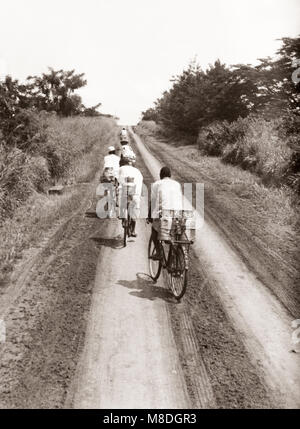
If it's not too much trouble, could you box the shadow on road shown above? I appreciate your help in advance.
[85,211,98,218]
[118,273,175,303]
[90,236,123,249]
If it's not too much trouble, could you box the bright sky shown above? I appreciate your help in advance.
[0,0,299,124]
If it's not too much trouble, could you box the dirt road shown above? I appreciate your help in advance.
[67,219,191,409]
[0,127,299,408]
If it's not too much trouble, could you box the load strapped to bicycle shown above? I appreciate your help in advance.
[148,208,196,300]
[158,208,195,243]
[97,167,119,219]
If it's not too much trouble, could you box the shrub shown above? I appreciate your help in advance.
[0,115,118,222]
[3,108,48,152]
[0,146,50,220]
[197,115,300,192]
[278,115,300,193]
[198,121,230,156]
[197,116,252,157]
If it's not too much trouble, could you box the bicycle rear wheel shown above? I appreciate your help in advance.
[169,245,187,300]
[148,236,162,282]
[123,219,128,247]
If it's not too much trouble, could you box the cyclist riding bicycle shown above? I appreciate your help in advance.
[118,156,143,237]
[120,127,128,142]
[119,140,136,166]
[148,166,183,259]
[147,167,194,300]
[102,146,120,181]
[98,146,120,218]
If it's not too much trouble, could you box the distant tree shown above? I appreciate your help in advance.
[27,68,87,116]
[255,36,300,115]
[82,102,102,117]
[0,76,33,140]
[154,60,255,135]
[144,35,300,136]
[142,107,158,121]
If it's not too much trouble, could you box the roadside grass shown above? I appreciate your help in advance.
[0,116,118,284]
[166,144,296,226]
[137,117,300,195]
[0,116,119,221]
[197,116,300,193]
[45,115,119,184]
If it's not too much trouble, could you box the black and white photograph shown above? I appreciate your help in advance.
[0,0,299,415]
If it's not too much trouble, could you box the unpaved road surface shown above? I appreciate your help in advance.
[67,219,191,409]
[0,128,299,408]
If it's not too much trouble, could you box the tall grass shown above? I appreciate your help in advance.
[45,116,119,182]
[0,115,118,223]
[197,115,300,193]
[135,120,162,137]
[0,115,118,280]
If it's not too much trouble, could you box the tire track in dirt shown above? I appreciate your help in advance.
[0,185,93,321]
[177,309,216,408]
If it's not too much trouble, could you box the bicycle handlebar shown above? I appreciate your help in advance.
[161,239,193,245]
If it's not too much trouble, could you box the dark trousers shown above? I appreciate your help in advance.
[151,226,160,254]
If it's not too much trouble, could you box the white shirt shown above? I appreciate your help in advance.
[103,154,120,178]
[121,144,136,160]
[118,165,143,198]
[151,177,183,219]
[120,129,128,139]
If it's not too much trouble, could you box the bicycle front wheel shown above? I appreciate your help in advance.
[169,245,188,300]
[148,236,162,282]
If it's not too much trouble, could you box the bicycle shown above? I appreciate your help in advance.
[100,168,118,219]
[148,211,194,300]
[120,177,136,247]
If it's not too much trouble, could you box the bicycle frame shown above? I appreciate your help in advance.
[157,238,191,272]
[120,181,135,246]
[103,179,118,218]
[121,201,132,228]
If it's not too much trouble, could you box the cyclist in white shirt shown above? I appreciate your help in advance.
[118,157,143,237]
[120,127,128,141]
[120,141,136,166]
[102,146,120,181]
[148,166,183,258]
[150,167,182,219]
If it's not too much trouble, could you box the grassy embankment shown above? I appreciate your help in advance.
[0,116,118,284]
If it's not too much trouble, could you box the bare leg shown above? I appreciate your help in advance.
[151,227,161,258]
[131,220,137,237]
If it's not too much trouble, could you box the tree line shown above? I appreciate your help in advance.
[142,36,300,136]
[0,67,101,116]
[0,67,115,223]
[0,68,105,151]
